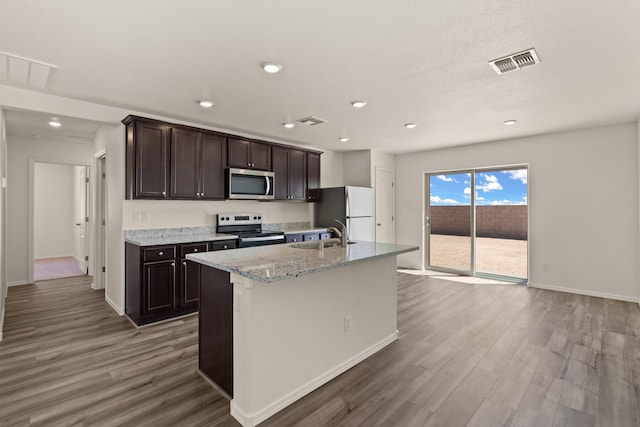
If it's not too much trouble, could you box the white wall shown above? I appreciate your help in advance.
[343,151,372,187]
[6,136,95,285]
[0,108,6,340]
[396,122,640,302]
[320,150,344,188]
[370,150,395,185]
[34,163,76,259]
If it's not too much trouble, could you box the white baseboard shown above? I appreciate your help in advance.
[105,293,124,316]
[529,282,639,304]
[8,280,30,287]
[230,331,399,427]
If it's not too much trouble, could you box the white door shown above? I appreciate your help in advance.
[375,168,395,243]
[74,166,89,274]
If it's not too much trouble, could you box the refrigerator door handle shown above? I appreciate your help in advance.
[345,188,350,218]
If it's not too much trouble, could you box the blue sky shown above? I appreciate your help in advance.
[429,169,528,206]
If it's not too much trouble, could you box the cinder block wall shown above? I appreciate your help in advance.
[430,205,527,240]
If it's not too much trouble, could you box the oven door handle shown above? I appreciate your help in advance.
[242,235,284,243]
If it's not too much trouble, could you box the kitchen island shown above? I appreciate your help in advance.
[187,240,418,427]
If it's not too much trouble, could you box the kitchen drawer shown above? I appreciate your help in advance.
[285,234,303,243]
[303,233,320,241]
[320,232,332,240]
[210,240,238,251]
[180,243,209,258]
[143,246,176,262]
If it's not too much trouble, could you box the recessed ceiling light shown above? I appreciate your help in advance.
[282,122,295,129]
[48,120,61,128]
[351,100,367,108]
[261,62,282,74]
[404,122,417,129]
[504,119,517,125]
[338,137,349,143]
[198,100,215,108]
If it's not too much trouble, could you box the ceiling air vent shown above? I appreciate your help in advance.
[0,50,57,88]
[296,116,327,126]
[489,48,540,75]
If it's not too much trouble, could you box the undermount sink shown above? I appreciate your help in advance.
[291,239,357,249]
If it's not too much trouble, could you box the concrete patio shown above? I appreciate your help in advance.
[429,234,528,279]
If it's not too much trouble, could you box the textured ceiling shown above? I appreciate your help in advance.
[1,0,639,153]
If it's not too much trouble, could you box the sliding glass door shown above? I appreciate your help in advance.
[425,172,473,274]
[425,166,528,282]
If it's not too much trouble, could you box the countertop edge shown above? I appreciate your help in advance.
[188,245,418,283]
[125,234,239,246]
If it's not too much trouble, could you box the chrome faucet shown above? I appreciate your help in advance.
[334,219,348,247]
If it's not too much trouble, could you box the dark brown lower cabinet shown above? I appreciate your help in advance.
[126,239,237,326]
[198,265,234,397]
[180,259,201,310]
[143,260,177,316]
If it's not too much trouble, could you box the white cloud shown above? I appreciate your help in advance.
[430,195,460,205]
[489,199,527,206]
[463,187,471,194]
[504,169,528,184]
[436,175,453,182]
[476,174,503,192]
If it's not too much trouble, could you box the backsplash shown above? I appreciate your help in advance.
[122,199,313,230]
[124,226,216,241]
[262,222,311,232]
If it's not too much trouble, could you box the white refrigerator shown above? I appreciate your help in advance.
[314,186,375,241]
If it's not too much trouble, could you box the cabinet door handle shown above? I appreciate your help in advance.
[223,245,228,249]
[162,191,166,196]
[159,251,164,256]
[183,261,187,267]
[171,262,175,267]
[194,248,198,252]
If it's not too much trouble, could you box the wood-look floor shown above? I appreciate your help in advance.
[2,274,639,426]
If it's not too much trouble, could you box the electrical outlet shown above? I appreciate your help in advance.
[344,315,352,333]
[543,264,550,272]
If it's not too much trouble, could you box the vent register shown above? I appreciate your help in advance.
[0,51,57,89]
[489,48,540,75]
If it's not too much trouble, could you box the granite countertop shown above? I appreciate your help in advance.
[187,241,418,283]
[124,227,238,246]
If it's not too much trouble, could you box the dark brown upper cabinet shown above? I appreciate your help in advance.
[307,152,321,202]
[170,127,201,199]
[124,115,320,202]
[200,132,227,200]
[124,116,170,199]
[170,127,226,200]
[228,138,271,171]
[272,146,307,201]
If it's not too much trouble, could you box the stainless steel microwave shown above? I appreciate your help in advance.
[227,168,275,200]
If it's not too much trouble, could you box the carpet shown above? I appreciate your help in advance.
[34,256,86,282]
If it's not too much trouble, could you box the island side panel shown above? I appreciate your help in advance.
[230,255,398,426]
[199,265,234,397]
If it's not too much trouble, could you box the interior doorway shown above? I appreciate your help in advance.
[32,161,90,282]
[424,166,528,283]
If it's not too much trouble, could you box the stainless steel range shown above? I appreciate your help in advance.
[217,213,285,247]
